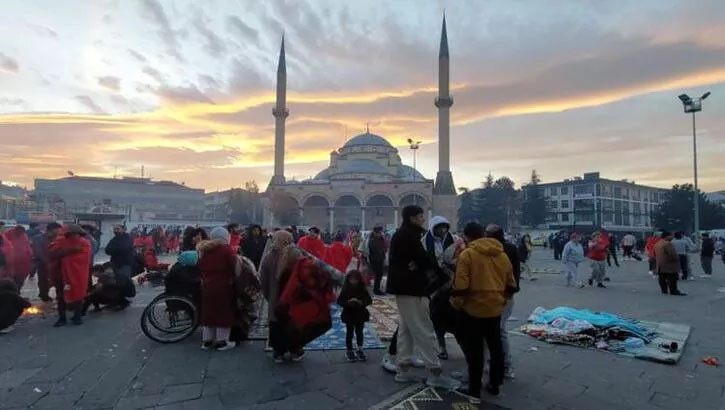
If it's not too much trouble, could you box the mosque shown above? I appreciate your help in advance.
[263,17,458,232]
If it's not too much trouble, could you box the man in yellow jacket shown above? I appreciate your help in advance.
[451,222,516,402]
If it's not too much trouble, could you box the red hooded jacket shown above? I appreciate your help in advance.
[6,228,33,282]
[50,235,91,303]
[0,233,16,280]
[298,235,327,260]
[324,241,353,274]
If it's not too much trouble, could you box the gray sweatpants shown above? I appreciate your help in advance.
[590,260,606,284]
[565,262,580,286]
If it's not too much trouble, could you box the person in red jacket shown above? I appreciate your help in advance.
[645,232,662,276]
[587,231,609,288]
[49,224,91,326]
[227,223,242,255]
[324,232,352,273]
[5,226,33,291]
[298,227,327,259]
[0,232,15,286]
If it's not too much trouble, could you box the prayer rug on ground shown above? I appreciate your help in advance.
[369,296,399,341]
[247,299,269,340]
[368,383,510,410]
[264,304,385,351]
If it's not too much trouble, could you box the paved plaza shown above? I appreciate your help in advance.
[1,249,725,410]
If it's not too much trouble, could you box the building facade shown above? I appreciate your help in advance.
[532,172,667,233]
[263,17,459,231]
[34,176,205,222]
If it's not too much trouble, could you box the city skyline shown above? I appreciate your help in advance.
[1,0,725,192]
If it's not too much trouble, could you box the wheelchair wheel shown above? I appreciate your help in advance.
[140,293,199,343]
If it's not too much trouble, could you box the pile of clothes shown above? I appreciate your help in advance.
[521,306,654,352]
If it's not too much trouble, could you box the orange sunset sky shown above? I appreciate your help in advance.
[1,0,724,192]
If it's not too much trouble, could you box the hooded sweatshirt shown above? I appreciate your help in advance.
[421,216,455,269]
[451,237,515,318]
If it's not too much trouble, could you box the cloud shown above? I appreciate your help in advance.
[25,23,58,38]
[0,52,19,73]
[142,66,164,83]
[226,16,259,42]
[193,14,227,58]
[137,0,183,61]
[73,95,105,114]
[154,85,213,105]
[127,49,147,63]
[98,76,121,92]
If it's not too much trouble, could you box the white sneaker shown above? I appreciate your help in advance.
[450,370,470,383]
[504,367,516,379]
[215,341,237,351]
[426,374,461,390]
[395,370,421,383]
[411,356,426,368]
[382,353,397,373]
[0,326,14,334]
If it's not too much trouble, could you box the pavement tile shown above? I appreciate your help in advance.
[0,367,42,389]
[158,383,203,405]
[114,394,162,410]
[0,382,51,408]
[31,392,84,410]
[249,390,342,410]
[154,396,225,410]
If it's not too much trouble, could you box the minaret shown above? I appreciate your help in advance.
[270,36,288,186]
[433,15,456,195]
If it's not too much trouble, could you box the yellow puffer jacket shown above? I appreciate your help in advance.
[451,238,515,318]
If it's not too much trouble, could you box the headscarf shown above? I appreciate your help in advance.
[262,230,293,260]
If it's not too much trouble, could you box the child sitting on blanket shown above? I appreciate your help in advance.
[337,270,372,362]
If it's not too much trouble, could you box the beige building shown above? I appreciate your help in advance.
[263,17,458,231]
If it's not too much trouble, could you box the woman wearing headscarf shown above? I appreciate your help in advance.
[259,230,298,362]
[197,227,239,351]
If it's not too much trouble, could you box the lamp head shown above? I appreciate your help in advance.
[701,91,711,100]
[407,138,413,144]
[678,94,690,103]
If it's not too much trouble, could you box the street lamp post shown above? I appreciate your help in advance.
[407,138,422,205]
[677,91,711,239]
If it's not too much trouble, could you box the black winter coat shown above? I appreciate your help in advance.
[105,233,134,268]
[337,285,371,324]
[386,223,436,296]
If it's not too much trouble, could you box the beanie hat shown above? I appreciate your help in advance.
[210,226,231,244]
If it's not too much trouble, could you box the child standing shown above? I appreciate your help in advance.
[337,270,372,362]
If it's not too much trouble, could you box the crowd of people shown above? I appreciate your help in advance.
[2,214,725,404]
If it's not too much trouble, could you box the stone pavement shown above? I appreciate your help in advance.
[1,249,724,409]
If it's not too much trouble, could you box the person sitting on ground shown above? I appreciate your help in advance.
[297,227,327,259]
[83,262,128,313]
[0,278,31,333]
[337,270,372,362]
[655,231,686,296]
[451,222,516,402]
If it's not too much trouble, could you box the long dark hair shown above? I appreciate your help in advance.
[341,270,366,294]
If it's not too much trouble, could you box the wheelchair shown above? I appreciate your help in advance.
[140,264,201,344]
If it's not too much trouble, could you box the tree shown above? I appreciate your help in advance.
[269,191,300,226]
[521,169,547,228]
[653,184,725,233]
[228,181,263,224]
[458,174,520,231]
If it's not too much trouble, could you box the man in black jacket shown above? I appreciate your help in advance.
[701,233,715,276]
[386,205,460,390]
[367,226,387,295]
[105,225,135,306]
[485,224,520,379]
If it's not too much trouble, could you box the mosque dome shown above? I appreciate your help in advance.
[312,132,426,183]
[342,132,394,149]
